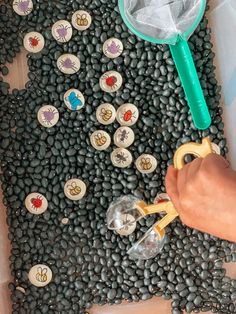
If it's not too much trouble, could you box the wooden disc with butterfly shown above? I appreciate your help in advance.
[64,88,85,110]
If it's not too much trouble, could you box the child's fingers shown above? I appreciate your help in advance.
[165,166,181,212]
[177,157,203,195]
[202,153,230,171]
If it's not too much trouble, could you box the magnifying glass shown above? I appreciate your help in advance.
[107,138,214,259]
[118,0,211,130]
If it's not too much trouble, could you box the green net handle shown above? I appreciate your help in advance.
[169,39,211,130]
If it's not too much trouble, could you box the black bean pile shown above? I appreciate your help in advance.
[0,0,234,313]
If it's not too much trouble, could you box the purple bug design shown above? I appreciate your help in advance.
[59,57,78,73]
[14,0,32,15]
[55,24,72,42]
[42,108,58,126]
[106,40,122,56]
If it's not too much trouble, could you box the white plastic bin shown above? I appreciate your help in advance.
[0,1,235,314]
[209,0,236,169]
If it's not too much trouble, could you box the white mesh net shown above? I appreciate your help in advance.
[124,0,202,43]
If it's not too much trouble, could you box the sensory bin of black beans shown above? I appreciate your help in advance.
[1,0,235,313]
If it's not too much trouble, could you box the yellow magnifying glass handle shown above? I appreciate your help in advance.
[140,138,213,229]
[174,137,213,170]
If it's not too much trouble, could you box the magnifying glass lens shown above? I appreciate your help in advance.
[127,226,166,260]
[106,195,142,230]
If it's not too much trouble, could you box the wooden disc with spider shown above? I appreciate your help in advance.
[57,54,81,74]
[51,20,73,43]
[13,0,33,16]
[37,105,59,128]
[103,38,123,59]
[23,32,45,53]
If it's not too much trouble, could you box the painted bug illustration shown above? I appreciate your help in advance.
[14,0,32,15]
[122,109,136,123]
[36,267,48,282]
[29,35,40,48]
[115,151,128,164]
[99,108,112,122]
[67,181,81,196]
[42,107,58,125]
[66,91,83,110]
[94,133,107,146]
[105,75,117,89]
[76,14,89,27]
[105,40,122,56]
[30,195,43,211]
[55,24,71,42]
[59,58,78,73]
[140,157,152,171]
[118,129,129,143]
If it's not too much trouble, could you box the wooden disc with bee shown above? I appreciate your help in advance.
[96,103,116,125]
[90,130,111,151]
[135,154,158,174]
[64,178,86,201]
[28,264,52,287]
[71,10,92,31]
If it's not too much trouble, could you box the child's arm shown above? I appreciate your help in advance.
[165,154,236,242]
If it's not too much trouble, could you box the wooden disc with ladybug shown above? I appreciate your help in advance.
[25,193,48,214]
[99,71,122,93]
[116,103,139,126]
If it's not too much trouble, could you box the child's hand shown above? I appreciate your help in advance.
[165,154,236,242]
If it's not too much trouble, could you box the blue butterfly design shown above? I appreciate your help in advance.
[67,91,83,110]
